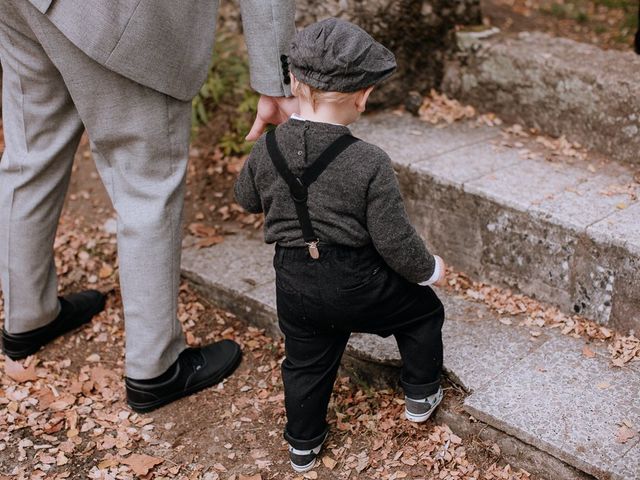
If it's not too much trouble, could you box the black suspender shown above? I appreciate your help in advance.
[265,129,359,259]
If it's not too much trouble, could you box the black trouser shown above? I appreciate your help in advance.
[274,244,445,450]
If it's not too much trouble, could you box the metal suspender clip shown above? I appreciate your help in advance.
[306,240,320,259]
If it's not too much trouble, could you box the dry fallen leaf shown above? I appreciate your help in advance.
[616,425,636,444]
[188,222,218,238]
[98,458,119,469]
[250,449,268,459]
[196,235,225,249]
[401,456,417,466]
[322,456,337,470]
[418,90,476,125]
[120,453,163,476]
[226,156,247,174]
[99,263,114,279]
[5,357,39,383]
[238,475,262,480]
[582,345,596,358]
[86,353,101,363]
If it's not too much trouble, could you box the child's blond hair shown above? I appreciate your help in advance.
[292,80,361,111]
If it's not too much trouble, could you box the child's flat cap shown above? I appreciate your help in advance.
[288,17,397,93]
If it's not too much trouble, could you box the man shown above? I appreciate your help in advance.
[0,0,297,413]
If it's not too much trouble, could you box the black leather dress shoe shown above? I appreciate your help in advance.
[125,339,242,413]
[2,290,106,360]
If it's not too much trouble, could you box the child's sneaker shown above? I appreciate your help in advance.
[288,436,326,473]
[404,387,443,423]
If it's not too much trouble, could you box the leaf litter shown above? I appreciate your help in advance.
[413,90,640,201]
[0,137,536,479]
[444,269,640,367]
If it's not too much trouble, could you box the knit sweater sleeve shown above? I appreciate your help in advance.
[234,149,263,214]
[366,153,436,283]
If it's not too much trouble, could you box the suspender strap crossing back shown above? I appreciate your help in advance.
[265,129,359,259]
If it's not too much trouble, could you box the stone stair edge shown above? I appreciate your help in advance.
[350,112,640,331]
[436,407,593,480]
[442,29,640,167]
[353,111,639,240]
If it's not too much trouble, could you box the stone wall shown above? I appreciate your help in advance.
[221,0,482,108]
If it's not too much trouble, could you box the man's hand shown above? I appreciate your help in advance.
[246,95,299,141]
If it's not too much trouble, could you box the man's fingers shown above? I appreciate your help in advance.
[274,96,300,120]
[246,96,298,141]
[246,115,268,141]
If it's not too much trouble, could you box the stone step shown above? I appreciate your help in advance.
[464,335,640,480]
[181,234,640,480]
[442,30,640,167]
[349,112,639,333]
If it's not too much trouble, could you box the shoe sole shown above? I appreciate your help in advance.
[405,392,443,423]
[3,342,44,361]
[127,345,243,414]
[2,296,106,360]
[290,458,316,473]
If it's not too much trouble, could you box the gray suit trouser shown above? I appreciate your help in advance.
[0,0,189,378]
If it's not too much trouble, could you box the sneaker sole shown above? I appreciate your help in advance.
[127,345,243,414]
[2,295,106,360]
[290,458,317,473]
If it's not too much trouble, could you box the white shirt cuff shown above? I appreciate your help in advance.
[419,255,444,286]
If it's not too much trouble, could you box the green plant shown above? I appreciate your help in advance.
[593,0,636,9]
[546,3,569,19]
[191,33,259,154]
[219,87,260,156]
[576,10,589,23]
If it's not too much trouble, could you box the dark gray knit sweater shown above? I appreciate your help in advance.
[234,118,435,283]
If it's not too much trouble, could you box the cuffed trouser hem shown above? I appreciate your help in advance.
[284,425,328,451]
[402,375,441,399]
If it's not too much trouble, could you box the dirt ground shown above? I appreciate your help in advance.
[482,0,638,51]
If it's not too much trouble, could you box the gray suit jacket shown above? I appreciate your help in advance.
[29,0,295,100]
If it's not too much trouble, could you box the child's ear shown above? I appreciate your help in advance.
[290,73,299,96]
[355,86,375,112]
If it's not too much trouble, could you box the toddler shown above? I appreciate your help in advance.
[235,18,446,473]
